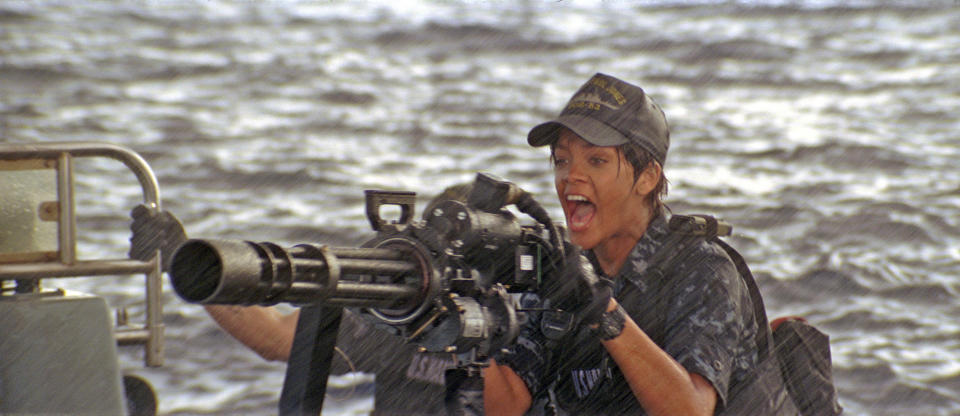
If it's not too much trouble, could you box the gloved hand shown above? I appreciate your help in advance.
[128,203,187,272]
[540,243,613,328]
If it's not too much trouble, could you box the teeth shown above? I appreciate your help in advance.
[566,195,589,202]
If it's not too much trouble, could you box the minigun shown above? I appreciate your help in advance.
[168,172,564,415]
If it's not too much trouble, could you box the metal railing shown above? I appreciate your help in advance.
[0,142,165,367]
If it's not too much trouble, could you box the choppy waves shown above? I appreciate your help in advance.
[2,1,959,414]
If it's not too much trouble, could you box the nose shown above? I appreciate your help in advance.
[561,157,588,184]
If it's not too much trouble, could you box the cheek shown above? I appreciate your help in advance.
[598,183,635,215]
[554,171,567,193]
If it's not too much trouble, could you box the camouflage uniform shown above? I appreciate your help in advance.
[497,212,773,415]
[332,310,454,416]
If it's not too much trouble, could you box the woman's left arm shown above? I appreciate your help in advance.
[600,298,718,416]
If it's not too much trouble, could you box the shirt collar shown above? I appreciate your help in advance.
[583,209,671,293]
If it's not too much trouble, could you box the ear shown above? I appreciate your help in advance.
[633,161,661,197]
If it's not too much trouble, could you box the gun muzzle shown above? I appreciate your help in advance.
[169,239,426,308]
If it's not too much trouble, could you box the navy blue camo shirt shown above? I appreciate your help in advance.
[496,213,762,415]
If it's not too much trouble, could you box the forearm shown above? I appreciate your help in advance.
[483,360,532,416]
[601,299,717,416]
[204,305,298,362]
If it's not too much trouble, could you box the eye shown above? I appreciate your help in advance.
[589,156,607,166]
[553,157,569,168]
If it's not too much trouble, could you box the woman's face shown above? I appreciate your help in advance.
[553,129,647,250]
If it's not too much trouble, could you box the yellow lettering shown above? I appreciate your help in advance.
[567,101,603,111]
[607,86,626,105]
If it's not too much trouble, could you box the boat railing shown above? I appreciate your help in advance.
[0,141,164,367]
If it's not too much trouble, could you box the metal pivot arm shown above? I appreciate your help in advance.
[279,305,344,416]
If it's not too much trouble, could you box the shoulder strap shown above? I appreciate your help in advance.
[710,238,771,359]
[646,215,771,359]
[641,215,725,283]
[634,215,718,346]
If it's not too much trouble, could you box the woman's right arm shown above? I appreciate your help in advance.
[483,359,532,416]
[203,305,298,362]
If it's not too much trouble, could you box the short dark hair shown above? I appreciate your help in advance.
[617,142,668,215]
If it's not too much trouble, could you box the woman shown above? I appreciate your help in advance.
[484,73,782,415]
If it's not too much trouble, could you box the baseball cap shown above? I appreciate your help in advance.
[527,73,670,166]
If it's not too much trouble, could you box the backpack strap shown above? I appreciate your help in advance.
[654,215,840,415]
[638,215,726,291]
[644,215,772,359]
[710,238,771,359]
[628,216,715,344]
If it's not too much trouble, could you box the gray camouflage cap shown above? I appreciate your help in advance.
[527,73,670,166]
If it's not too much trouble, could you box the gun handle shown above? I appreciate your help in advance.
[279,305,344,416]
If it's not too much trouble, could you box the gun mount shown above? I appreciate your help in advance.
[169,172,564,414]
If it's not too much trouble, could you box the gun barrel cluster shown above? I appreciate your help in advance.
[169,239,425,308]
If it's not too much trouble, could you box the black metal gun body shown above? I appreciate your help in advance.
[170,174,558,357]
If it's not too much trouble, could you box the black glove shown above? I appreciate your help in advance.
[128,204,187,272]
[540,244,613,328]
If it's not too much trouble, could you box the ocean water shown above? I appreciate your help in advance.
[1,0,959,414]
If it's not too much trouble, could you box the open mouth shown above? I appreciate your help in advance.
[565,194,596,231]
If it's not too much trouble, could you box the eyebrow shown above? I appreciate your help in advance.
[553,137,601,153]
